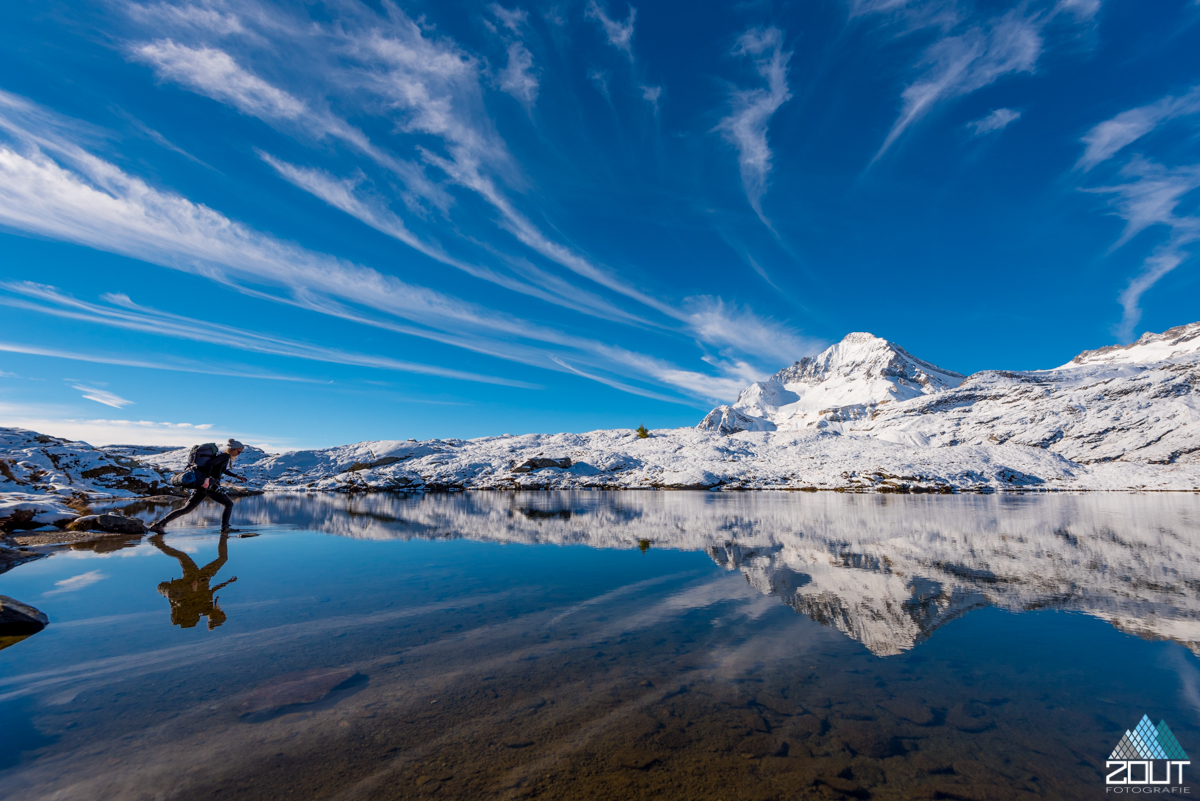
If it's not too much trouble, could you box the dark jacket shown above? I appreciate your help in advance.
[201,453,243,485]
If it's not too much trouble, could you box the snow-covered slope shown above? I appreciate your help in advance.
[1063,320,1200,368]
[861,328,1200,466]
[698,333,963,435]
[0,428,172,499]
[3,322,1199,496]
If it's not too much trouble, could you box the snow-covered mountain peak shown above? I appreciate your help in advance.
[776,332,963,388]
[700,332,963,435]
[1063,321,1200,368]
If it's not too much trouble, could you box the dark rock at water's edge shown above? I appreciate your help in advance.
[512,457,573,473]
[0,595,49,637]
[66,514,147,535]
[0,546,46,576]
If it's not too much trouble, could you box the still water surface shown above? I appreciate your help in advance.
[1,491,1199,800]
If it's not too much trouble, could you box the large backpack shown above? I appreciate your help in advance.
[170,443,220,489]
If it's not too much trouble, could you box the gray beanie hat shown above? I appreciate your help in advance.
[224,438,246,452]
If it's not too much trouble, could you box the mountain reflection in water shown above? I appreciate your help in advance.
[113,491,1200,656]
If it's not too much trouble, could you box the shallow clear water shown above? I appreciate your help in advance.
[2,491,1199,800]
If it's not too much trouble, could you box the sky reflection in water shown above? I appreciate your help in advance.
[1,491,1198,800]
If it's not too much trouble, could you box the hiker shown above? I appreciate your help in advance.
[149,439,248,534]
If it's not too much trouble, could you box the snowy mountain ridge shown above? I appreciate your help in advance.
[698,332,963,436]
[1,321,1198,500]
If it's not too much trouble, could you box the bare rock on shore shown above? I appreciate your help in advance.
[0,595,49,635]
[0,546,46,576]
[66,514,146,535]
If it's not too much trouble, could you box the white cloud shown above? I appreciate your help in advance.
[0,405,252,448]
[71,384,135,409]
[132,40,308,122]
[1085,158,1200,340]
[1,283,538,389]
[641,84,661,114]
[1,19,820,406]
[684,296,824,370]
[498,41,539,107]
[1055,0,1101,19]
[1077,85,1200,171]
[128,39,450,215]
[872,8,1042,162]
[488,3,528,34]
[0,340,308,382]
[589,68,612,102]
[44,570,108,596]
[125,2,245,36]
[585,1,636,59]
[716,27,792,222]
[968,107,1020,136]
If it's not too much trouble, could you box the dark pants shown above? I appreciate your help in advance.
[157,488,234,529]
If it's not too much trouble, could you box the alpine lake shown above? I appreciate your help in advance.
[2,490,1199,800]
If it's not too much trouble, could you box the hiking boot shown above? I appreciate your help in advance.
[148,522,166,534]
[220,527,242,534]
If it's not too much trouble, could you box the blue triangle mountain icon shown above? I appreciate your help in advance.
[1110,716,1189,761]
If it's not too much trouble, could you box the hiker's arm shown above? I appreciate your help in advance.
[225,470,247,483]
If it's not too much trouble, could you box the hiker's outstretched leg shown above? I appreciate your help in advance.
[211,490,234,530]
[151,490,207,532]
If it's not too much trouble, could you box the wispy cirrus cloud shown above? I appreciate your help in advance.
[44,570,108,596]
[118,2,811,368]
[641,84,661,114]
[0,1,823,406]
[129,38,450,214]
[862,1,1098,164]
[585,1,636,59]
[871,8,1041,162]
[0,282,539,389]
[70,384,134,408]
[488,3,528,34]
[487,5,539,108]
[1084,158,1200,340]
[0,97,812,403]
[716,27,792,224]
[968,107,1020,136]
[0,341,310,382]
[1077,85,1200,171]
[132,39,307,121]
[497,41,539,107]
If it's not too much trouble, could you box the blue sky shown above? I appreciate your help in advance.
[0,0,1197,450]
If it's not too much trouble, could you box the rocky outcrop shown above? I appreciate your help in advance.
[512,457,572,473]
[0,595,48,636]
[0,495,79,531]
[0,429,171,498]
[66,514,147,535]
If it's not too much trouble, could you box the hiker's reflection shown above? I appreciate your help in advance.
[149,534,238,630]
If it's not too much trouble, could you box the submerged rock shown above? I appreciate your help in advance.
[235,668,359,717]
